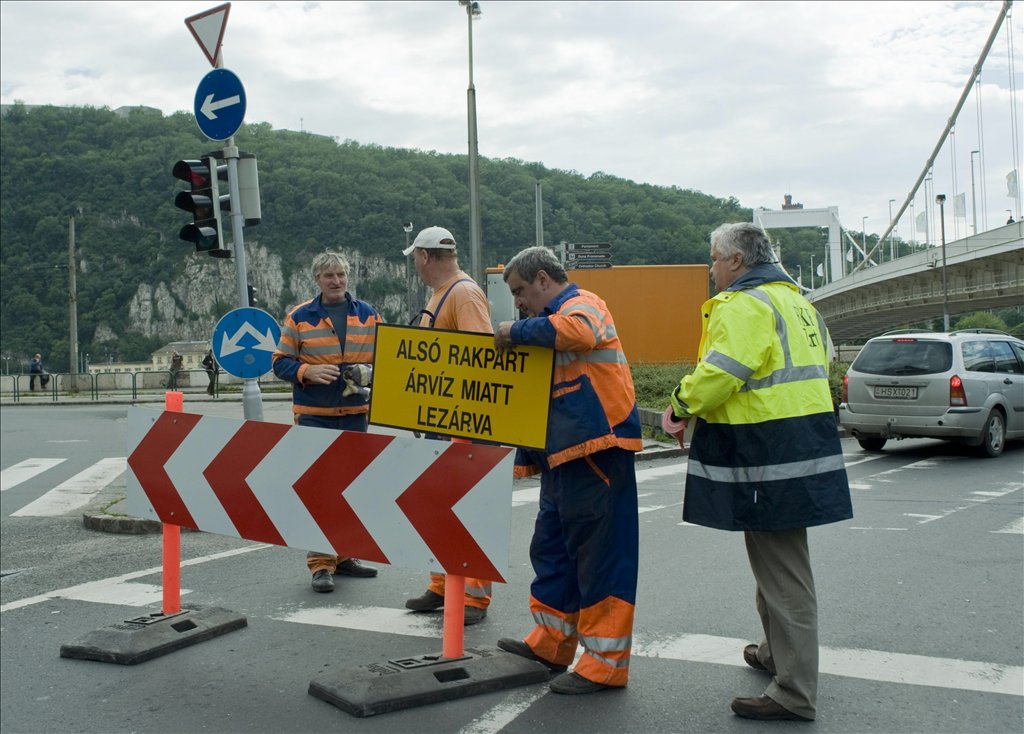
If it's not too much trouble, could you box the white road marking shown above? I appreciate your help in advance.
[0,544,269,613]
[278,614,1024,699]
[1,458,65,492]
[633,633,1023,697]
[992,517,1024,534]
[458,688,548,734]
[11,458,126,516]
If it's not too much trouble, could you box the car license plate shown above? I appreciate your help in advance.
[874,386,917,399]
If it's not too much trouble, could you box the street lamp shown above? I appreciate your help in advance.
[403,221,414,319]
[861,216,868,265]
[936,194,949,331]
[970,150,980,235]
[459,0,484,286]
[888,199,896,260]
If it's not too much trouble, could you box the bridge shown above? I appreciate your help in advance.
[757,0,1022,344]
[806,221,1023,342]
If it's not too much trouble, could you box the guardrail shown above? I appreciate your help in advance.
[0,368,248,403]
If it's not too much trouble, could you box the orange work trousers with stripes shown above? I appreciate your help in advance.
[524,447,638,686]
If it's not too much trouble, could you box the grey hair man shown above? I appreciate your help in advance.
[664,222,852,721]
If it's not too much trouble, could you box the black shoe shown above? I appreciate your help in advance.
[743,644,771,673]
[731,695,813,721]
[496,638,567,673]
[549,671,616,695]
[311,569,334,593]
[334,559,377,578]
[405,590,445,611]
[463,606,487,626]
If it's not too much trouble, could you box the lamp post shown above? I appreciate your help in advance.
[970,150,980,234]
[936,194,950,331]
[403,221,414,319]
[887,199,896,260]
[459,0,483,286]
[861,216,868,265]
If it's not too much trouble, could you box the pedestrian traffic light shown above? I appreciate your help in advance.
[172,156,230,257]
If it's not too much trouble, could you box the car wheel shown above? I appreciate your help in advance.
[978,410,1006,458]
[857,437,887,452]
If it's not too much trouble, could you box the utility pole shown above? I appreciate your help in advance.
[69,215,79,379]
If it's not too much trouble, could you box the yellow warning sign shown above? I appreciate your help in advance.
[369,324,553,449]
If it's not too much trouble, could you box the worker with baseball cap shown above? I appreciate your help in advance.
[402,226,495,625]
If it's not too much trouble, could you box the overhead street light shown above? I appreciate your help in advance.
[969,150,980,235]
[459,0,483,286]
[888,199,896,260]
[936,194,950,331]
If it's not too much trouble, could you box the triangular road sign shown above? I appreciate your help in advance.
[185,3,231,67]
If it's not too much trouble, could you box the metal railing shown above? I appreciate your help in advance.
[0,368,264,403]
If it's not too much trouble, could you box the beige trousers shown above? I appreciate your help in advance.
[744,528,818,720]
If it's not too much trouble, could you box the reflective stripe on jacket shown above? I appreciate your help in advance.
[670,265,852,531]
[510,284,642,476]
[272,293,382,417]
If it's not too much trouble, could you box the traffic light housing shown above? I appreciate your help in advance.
[173,156,231,257]
[247,284,258,307]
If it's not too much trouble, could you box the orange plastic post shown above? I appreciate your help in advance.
[442,574,467,659]
[162,391,183,614]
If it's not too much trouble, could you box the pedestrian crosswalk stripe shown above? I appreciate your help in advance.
[11,458,126,517]
[1,458,66,492]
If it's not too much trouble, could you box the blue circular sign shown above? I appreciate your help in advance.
[194,68,246,141]
[212,307,281,379]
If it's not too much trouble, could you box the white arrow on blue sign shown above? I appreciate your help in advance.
[212,307,281,379]
[194,68,246,141]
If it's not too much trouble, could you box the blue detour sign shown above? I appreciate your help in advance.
[194,68,246,141]
[212,307,281,379]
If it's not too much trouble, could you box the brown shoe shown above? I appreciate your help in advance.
[730,695,812,721]
[743,644,770,672]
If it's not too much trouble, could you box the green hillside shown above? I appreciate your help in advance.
[1,102,805,371]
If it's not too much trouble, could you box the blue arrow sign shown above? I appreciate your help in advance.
[194,68,246,141]
[212,307,281,379]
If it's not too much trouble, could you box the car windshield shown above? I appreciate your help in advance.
[852,339,953,376]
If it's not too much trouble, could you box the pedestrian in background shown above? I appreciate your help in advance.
[202,349,219,396]
[401,226,495,626]
[29,353,44,391]
[663,222,852,722]
[272,251,383,593]
[493,245,642,695]
[168,351,183,390]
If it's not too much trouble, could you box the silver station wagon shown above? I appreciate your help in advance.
[839,329,1024,457]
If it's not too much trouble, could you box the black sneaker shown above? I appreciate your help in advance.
[549,672,616,695]
[496,638,567,673]
[334,559,378,578]
[405,590,445,611]
[311,569,334,593]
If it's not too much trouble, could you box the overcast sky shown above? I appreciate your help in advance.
[2,1,1021,247]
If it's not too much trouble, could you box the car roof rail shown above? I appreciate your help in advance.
[880,328,936,336]
[949,328,1009,336]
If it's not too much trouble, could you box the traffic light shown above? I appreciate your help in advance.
[172,156,230,257]
[247,284,258,307]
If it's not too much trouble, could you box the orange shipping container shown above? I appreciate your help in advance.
[570,265,708,364]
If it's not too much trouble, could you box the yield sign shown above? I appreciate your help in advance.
[125,408,515,581]
[185,3,231,67]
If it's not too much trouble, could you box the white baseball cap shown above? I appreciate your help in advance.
[403,226,457,256]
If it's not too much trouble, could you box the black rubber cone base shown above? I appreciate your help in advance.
[309,645,550,717]
[59,606,247,665]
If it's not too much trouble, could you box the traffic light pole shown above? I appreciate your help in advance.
[222,139,264,422]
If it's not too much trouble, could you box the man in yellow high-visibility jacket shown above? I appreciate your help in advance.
[665,222,852,722]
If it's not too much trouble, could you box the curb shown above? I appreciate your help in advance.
[82,512,162,535]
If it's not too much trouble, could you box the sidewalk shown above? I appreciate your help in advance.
[77,399,685,535]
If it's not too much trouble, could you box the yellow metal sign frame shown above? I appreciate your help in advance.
[369,324,553,449]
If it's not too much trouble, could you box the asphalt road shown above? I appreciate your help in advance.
[1,402,1022,734]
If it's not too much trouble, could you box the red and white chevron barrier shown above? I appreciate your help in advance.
[125,408,515,582]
